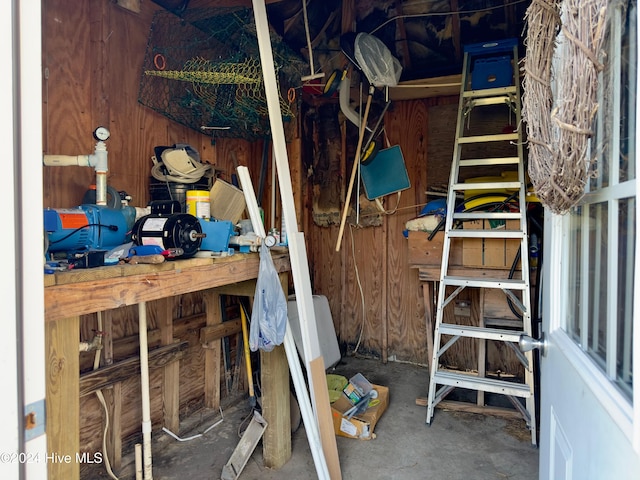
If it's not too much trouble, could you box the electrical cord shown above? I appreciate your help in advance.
[92,312,119,480]
[150,155,214,184]
[348,223,366,355]
[369,0,530,35]
[48,223,119,245]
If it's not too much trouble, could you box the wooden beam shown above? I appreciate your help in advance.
[451,0,462,64]
[394,2,412,71]
[200,318,243,345]
[45,254,291,322]
[261,271,292,466]
[389,75,462,101]
[46,316,80,480]
[111,328,162,360]
[203,290,222,409]
[158,297,180,434]
[415,398,523,420]
[212,279,257,297]
[341,0,355,33]
[79,341,189,397]
[423,282,435,366]
[261,344,291,468]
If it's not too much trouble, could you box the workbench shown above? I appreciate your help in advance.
[44,252,291,480]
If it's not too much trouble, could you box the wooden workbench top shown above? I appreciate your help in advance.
[44,251,291,322]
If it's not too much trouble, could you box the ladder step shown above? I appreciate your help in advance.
[452,181,521,191]
[458,133,519,144]
[464,95,516,107]
[438,323,523,342]
[442,276,528,290]
[453,212,522,221]
[433,370,531,398]
[448,229,524,239]
[462,85,518,98]
[459,157,520,167]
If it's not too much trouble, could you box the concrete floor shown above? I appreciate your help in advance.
[96,355,539,480]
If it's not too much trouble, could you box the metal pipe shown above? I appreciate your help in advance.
[138,302,153,479]
[42,137,109,206]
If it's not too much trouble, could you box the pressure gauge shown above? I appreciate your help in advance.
[263,235,277,248]
[93,126,110,141]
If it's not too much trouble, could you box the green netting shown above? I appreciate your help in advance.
[138,7,306,140]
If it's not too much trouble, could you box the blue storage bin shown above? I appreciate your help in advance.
[198,219,234,252]
[471,55,513,90]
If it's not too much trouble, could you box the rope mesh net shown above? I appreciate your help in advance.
[138,7,306,140]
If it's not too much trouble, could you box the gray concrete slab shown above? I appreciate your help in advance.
[90,356,539,479]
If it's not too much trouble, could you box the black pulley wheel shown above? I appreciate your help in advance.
[361,139,380,166]
[323,69,342,97]
[131,213,203,258]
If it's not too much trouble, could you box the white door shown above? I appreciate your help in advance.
[538,1,640,478]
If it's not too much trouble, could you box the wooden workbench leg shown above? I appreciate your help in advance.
[203,290,222,409]
[261,271,291,468]
[423,282,434,369]
[46,316,80,480]
[261,345,291,468]
[158,297,180,433]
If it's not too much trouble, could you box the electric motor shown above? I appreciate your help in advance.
[131,213,204,258]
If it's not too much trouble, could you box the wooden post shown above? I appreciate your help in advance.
[261,344,291,468]
[203,290,222,409]
[423,282,434,365]
[158,297,180,433]
[46,316,80,480]
[260,272,292,468]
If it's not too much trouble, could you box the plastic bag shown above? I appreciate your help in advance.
[249,246,288,352]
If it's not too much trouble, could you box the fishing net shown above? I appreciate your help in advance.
[354,33,403,88]
[138,7,307,140]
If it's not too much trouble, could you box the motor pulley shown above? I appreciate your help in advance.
[131,213,205,258]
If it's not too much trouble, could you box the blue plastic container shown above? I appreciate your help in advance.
[198,219,234,252]
[471,55,513,90]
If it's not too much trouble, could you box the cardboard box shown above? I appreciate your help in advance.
[462,219,520,269]
[209,179,246,225]
[407,231,463,266]
[331,384,389,440]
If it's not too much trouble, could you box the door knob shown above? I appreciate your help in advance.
[519,333,547,357]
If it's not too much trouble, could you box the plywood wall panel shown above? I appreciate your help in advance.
[384,100,429,363]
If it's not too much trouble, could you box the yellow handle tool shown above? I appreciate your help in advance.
[239,302,256,408]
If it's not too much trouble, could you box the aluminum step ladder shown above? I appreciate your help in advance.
[425,38,537,445]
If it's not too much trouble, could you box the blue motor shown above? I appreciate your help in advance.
[44,204,131,254]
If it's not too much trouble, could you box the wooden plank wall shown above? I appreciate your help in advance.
[305,96,460,365]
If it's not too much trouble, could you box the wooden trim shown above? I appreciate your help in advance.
[200,318,243,346]
[46,317,80,480]
[45,254,290,322]
[79,341,189,397]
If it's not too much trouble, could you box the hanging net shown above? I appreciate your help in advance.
[138,7,307,140]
